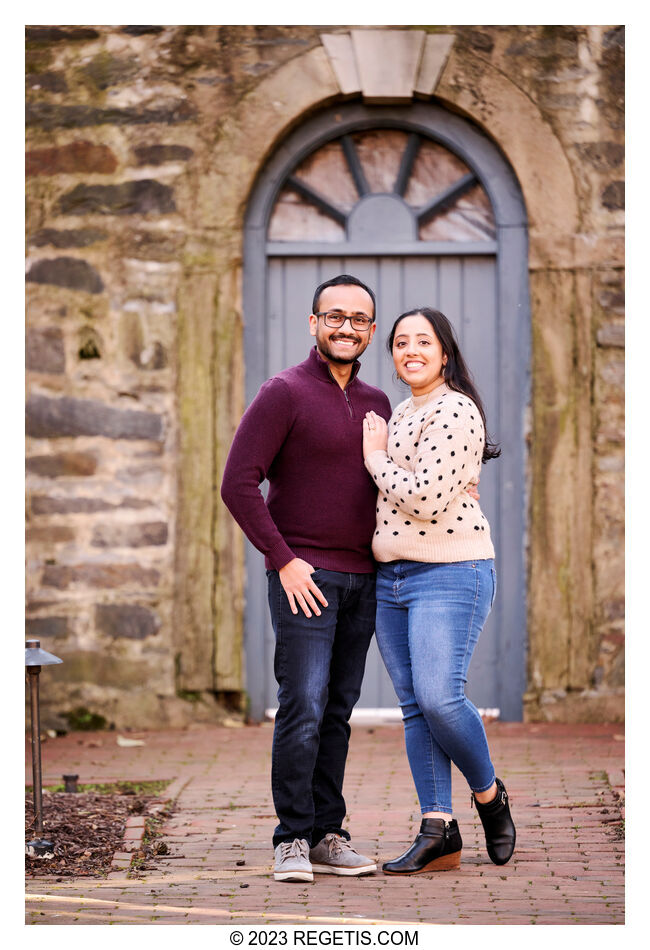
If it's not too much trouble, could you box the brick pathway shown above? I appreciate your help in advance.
[25,721,624,925]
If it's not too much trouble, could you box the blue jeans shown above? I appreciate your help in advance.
[375,559,497,814]
[267,568,376,847]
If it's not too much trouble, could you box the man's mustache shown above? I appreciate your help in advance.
[330,334,361,343]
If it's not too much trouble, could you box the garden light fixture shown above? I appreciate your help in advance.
[25,639,62,858]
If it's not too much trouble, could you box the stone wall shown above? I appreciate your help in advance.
[498,25,625,720]
[26,25,624,727]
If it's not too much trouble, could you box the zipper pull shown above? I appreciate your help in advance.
[470,792,475,809]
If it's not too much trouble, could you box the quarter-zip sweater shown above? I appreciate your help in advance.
[364,382,495,563]
[221,346,392,573]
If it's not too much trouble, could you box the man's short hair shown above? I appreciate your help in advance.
[312,274,376,319]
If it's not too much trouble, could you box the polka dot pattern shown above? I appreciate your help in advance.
[364,386,494,563]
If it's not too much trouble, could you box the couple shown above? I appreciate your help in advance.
[221,274,515,883]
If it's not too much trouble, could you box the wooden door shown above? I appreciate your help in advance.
[242,106,529,720]
[264,253,498,713]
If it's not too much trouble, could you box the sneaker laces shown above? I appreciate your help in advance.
[280,839,308,860]
[323,833,357,858]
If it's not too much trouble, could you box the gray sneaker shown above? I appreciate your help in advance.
[309,833,377,876]
[274,838,313,882]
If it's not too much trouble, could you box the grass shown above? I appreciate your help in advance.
[129,798,175,875]
[27,779,172,795]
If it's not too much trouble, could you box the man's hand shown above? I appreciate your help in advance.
[467,478,480,502]
[278,558,328,618]
[363,411,388,459]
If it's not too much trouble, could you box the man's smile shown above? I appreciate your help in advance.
[331,335,361,346]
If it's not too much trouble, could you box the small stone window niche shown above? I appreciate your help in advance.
[78,326,102,360]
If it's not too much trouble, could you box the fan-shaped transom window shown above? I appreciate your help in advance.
[268,129,495,245]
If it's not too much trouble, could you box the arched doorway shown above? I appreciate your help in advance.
[242,101,529,721]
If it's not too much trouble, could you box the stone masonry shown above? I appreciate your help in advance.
[25,26,624,727]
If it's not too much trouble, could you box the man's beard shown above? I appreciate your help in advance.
[317,332,365,364]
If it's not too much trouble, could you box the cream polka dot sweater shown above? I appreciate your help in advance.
[364,382,495,563]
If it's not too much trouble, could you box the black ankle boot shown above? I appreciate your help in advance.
[473,777,516,865]
[382,818,462,875]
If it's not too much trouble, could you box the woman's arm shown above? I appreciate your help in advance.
[363,412,481,520]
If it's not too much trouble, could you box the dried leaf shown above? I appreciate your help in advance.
[116,735,145,747]
[221,717,244,729]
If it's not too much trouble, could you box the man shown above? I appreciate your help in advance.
[221,274,392,882]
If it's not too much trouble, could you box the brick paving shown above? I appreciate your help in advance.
[25,721,624,925]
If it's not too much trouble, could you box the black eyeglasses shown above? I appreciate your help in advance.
[314,311,374,331]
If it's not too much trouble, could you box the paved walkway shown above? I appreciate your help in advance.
[25,721,624,926]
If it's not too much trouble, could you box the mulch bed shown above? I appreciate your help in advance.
[25,789,171,879]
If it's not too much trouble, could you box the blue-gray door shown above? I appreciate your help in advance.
[242,105,529,721]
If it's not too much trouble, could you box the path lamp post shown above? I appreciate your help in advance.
[25,639,62,858]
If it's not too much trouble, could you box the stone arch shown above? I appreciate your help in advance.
[174,34,587,721]
[193,38,578,249]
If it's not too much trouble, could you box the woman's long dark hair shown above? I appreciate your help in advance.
[387,307,500,462]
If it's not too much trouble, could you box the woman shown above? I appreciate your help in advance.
[362,307,515,874]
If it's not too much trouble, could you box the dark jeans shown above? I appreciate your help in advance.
[267,568,376,848]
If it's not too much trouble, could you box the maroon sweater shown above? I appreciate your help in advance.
[221,347,392,573]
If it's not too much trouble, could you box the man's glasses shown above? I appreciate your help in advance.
[314,310,374,331]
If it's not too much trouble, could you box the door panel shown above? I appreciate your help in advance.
[258,254,499,712]
[459,259,500,703]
